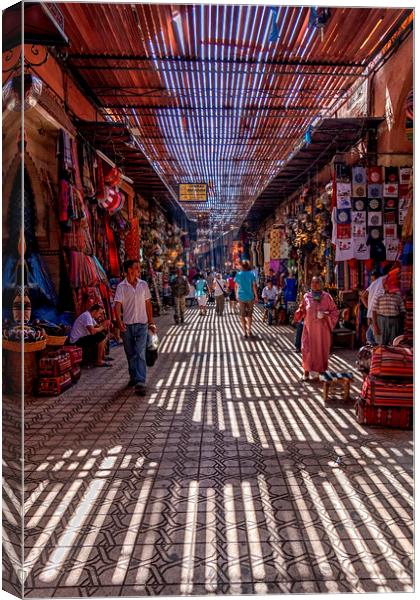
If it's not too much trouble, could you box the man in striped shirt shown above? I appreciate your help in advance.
[372,272,405,346]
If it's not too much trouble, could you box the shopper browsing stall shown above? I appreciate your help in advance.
[114,259,157,395]
[360,264,393,345]
[372,269,405,346]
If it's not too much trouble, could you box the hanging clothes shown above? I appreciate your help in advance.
[96,157,106,201]
[264,242,270,263]
[57,129,73,174]
[58,180,70,223]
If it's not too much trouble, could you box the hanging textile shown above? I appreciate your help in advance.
[58,180,70,222]
[406,89,413,142]
[57,129,73,174]
[68,251,108,288]
[62,220,89,252]
[270,229,281,259]
[349,260,358,289]
[96,157,106,201]
[105,214,120,277]
[264,242,270,263]
[335,262,345,290]
[80,141,95,197]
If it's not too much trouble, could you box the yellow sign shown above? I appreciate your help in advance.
[179,183,207,202]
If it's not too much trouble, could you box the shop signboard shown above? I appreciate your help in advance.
[179,183,207,202]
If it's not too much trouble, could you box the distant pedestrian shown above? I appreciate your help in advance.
[114,259,157,395]
[195,273,208,315]
[235,261,258,338]
[170,268,189,324]
[162,273,172,310]
[186,282,196,307]
[261,280,278,325]
[213,272,227,316]
[227,271,238,313]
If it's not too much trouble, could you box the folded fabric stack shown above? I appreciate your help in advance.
[404,297,413,342]
[356,345,413,429]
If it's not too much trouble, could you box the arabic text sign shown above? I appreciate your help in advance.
[179,183,207,202]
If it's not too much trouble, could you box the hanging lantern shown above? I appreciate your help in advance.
[3,73,43,112]
[309,7,331,41]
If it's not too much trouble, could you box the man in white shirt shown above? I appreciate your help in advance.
[70,303,111,367]
[114,259,157,395]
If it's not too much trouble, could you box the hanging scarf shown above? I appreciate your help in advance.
[58,180,70,222]
[96,157,106,201]
[105,214,120,277]
[310,290,322,302]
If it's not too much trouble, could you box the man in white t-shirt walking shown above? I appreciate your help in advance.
[114,260,157,395]
[70,303,111,367]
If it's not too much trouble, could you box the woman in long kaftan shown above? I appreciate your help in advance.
[299,278,339,380]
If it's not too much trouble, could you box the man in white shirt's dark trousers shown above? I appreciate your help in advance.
[114,260,157,396]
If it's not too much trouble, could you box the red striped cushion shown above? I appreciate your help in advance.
[361,375,413,406]
[370,346,413,379]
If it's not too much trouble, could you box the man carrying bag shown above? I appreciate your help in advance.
[213,273,227,316]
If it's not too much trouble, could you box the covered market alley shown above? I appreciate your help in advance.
[2,3,413,598]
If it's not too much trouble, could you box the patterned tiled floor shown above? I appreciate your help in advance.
[3,305,414,597]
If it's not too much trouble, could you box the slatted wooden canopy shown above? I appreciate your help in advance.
[57,3,412,230]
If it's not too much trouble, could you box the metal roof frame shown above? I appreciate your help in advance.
[57,4,412,229]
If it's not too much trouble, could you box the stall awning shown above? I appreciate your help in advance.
[76,119,192,228]
[246,116,384,228]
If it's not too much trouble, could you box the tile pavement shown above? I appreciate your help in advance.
[2,304,413,596]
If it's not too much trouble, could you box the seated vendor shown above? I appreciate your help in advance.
[69,303,112,367]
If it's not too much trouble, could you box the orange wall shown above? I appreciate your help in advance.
[371,31,413,164]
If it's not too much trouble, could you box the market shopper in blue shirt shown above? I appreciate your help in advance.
[234,261,258,338]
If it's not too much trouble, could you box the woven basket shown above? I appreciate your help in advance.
[46,335,68,347]
[3,339,47,353]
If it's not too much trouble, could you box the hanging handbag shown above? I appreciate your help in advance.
[216,278,228,298]
[146,332,159,367]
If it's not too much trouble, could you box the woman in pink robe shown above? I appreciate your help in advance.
[299,277,339,381]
